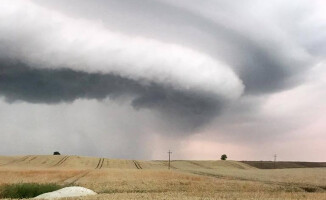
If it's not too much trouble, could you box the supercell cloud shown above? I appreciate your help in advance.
[0,0,243,128]
[0,0,325,161]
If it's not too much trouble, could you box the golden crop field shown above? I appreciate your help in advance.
[0,155,325,199]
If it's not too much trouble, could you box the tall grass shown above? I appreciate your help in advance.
[0,183,63,199]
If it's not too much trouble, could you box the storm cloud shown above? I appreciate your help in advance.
[34,0,314,94]
[0,58,226,129]
[0,0,325,160]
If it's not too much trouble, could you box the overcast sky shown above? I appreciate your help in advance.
[0,0,325,161]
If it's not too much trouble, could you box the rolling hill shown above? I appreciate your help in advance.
[0,155,325,199]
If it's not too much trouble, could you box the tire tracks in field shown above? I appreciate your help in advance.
[133,160,142,169]
[52,156,69,167]
[162,161,177,169]
[63,170,92,185]
[186,161,213,169]
[70,170,92,185]
[99,158,104,169]
[28,156,37,162]
[0,155,31,166]
[20,155,31,162]
[95,158,104,169]
[188,170,326,193]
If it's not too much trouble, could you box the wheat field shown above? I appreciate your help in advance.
[0,155,325,199]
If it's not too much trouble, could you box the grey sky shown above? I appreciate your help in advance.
[0,0,325,161]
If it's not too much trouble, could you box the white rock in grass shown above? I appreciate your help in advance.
[34,186,97,199]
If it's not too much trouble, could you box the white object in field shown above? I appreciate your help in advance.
[34,186,97,199]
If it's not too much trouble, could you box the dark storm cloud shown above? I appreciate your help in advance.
[1,0,325,160]
[0,58,224,129]
[0,0,318,131]
[0,59,138,103]
[35,0,312,95]
[132,86,224,131]
[234,43,306,95]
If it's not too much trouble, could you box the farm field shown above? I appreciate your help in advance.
[241,161,326,169]
[0,155,325,199]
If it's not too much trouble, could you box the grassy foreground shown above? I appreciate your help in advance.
[0,183,63,199]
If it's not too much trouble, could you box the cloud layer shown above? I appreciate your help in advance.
[0,0,325,160]
[0,58,226,129]
[0,0,243,99]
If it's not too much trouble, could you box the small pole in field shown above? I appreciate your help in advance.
[168,150,172,170]
[274,154,277,169]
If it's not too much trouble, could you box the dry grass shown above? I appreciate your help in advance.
[76,169,283,194]
[184,168,326,186]
[61,192,326,200]
[0,168,85,185]
[0,156,325,199]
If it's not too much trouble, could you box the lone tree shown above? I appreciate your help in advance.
[221,154,227,160]
[53,151,61,155]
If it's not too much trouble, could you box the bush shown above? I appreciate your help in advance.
[0,183,63,199]
[221,154,227,160]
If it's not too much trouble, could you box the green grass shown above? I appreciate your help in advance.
[0,183,63,199]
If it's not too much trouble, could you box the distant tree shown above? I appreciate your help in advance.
[221,154,227,160]
[53,151,60,155]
